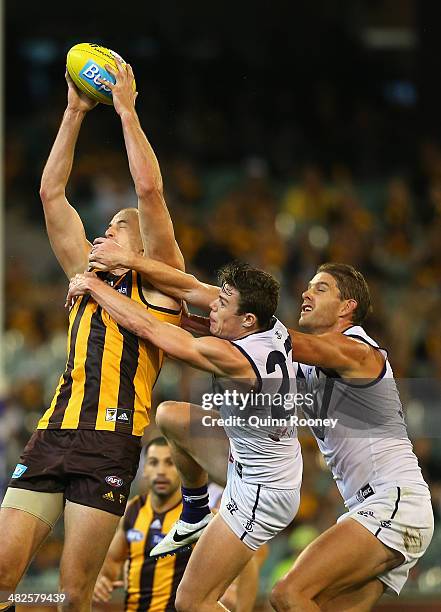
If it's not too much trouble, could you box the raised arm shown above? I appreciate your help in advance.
[67,274,251,378]
[289,330,385,378]
[89,238,218,309]
[39,73,96,278]
[100,60,184,271]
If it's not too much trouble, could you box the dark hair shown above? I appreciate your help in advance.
[317,263,372,325]
[143,436,168,456]
[217,261,280,328]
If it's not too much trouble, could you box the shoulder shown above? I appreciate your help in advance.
[139,276,182,313]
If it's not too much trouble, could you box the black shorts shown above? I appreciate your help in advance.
[8,429,142,517]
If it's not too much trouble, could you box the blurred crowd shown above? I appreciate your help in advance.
[3,108,441,601]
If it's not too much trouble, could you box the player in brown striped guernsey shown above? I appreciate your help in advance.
[94,438,265,612]
[0,61,183,612]
[94,437,189,612]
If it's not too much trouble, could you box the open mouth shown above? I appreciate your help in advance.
[301,304,313,313]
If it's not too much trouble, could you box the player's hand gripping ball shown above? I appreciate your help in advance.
[66,42,136,105]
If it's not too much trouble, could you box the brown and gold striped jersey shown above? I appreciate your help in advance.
[124,494,191,612]
[38,270,180,437]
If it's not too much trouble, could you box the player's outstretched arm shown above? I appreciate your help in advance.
[100,59,184,271]
[92,520,127,603]
[89,238,218,309]
[39,73,96,278]
[67,274,251,377]
[289,329,385,378]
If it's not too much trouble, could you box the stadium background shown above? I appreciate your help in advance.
[3,1,441,609]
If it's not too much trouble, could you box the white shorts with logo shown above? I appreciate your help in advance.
[219,459,300,550]
[338,484,434,595]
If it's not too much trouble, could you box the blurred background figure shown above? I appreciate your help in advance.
[3,1,441,609]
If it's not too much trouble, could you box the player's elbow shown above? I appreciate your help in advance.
[39,181,64,204]
[135,181,163,200]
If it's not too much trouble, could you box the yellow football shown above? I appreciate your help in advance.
[66,42,136,105]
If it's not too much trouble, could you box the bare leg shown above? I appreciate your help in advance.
[59,501,120,611]
[156,401,229,487]
[175,513,254,612]
[321,578,385,612]
[0,507,51,595]
[270,518,402,612]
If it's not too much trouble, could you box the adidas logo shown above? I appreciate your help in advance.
[102,491,115,502]
[117,412,129,421]
[151,519,162,529]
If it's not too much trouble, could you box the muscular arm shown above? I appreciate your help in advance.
[39,75,96,278]
[120,112,184,270]
[289,330,385,378]
[89,240,218,309]
[68,274,252,377]
[104,60,184,270]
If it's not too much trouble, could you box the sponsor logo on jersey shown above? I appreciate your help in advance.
[275,330,282,339]
[105,408,133,425]
[357,510,375,518]
[105,408,117,422]
[102,491,115,502]
[119,494,126,504]
[11,463,28,479]
[127,528,144,542]
[244,518,255,532]
[105,475,123,488]
[356,483,375,504]
[380,520,392,529]
[226,499,239,515]
[116,408,133,425]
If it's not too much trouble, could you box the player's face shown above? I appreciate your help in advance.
[104,209,143,254]
[299,272,347,333]
[209,284,247,339]
[143,445,181,499]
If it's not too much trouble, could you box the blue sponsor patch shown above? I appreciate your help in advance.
[126,529,144,542]
[80,61,114,99]
[12,463,28,479]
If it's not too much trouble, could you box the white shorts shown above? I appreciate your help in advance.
[219,460,300,550]
[338,485,434,595]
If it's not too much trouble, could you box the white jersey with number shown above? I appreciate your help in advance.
[215,317,302,489]
[297,326,428,506]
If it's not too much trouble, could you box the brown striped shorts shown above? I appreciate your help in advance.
[7,429,142,516]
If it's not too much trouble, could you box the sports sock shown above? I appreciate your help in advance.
[181,484,210,523]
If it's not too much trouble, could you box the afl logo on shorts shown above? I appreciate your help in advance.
[11,463,28,479]
[127,529,144,542]
[105,475,123,487]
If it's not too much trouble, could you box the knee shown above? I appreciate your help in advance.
[59,575,93,610]
[270,577,305,612]
[175,584,200,612]
[156,401,184,434]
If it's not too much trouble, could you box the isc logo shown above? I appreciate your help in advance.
[81,61,113,95]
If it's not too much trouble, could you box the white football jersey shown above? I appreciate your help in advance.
[297,326,428,506]
[215,318,302,489]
